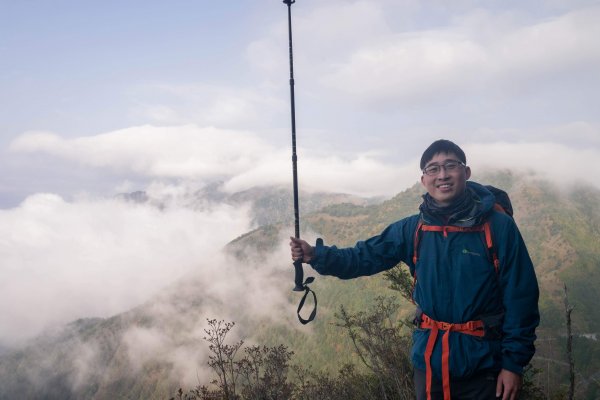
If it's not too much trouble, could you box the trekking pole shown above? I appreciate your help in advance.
[283,0,316,324]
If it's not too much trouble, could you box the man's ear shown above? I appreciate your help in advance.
[465,166,472,180]
[421,174,425,186]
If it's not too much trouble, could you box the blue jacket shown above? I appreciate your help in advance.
[309,182,539,379]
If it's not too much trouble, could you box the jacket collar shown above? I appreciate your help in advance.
[419,181,495,227]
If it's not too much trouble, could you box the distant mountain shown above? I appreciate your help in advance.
[116,181,382,227]
[2,171,599,399]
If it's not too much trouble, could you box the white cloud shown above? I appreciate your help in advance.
[466,141,599,189]
[9,125,275,179]
[18,249,303,393]
[128,83,286,129]
[321,31,487,104]
[495,7,600,76]
[8,123,600,201]
[115,237,301,387]
[122,327,174,372]
[315,5,600,106]
[221,148,419,197]
[9,125,417,198]
[0,192,251,347]
[299,152,419,197]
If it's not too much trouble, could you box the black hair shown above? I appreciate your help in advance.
[420,139,466,170]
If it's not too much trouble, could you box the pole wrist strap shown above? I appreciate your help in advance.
[297,277,317,324]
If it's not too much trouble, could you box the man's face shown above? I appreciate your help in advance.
[420,152,471,207]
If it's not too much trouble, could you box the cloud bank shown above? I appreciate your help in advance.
[3,121,598,349]
[0,190,251,347]
[9,125,416,198]
[9,123,600,198]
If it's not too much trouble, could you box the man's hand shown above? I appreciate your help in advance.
[496,369,522,400]
[290,237,314,263]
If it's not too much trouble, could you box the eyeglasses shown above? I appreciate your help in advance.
[422,160,465,176]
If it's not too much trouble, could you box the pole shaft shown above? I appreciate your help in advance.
[286,1,305,292]
[287,4,300,240]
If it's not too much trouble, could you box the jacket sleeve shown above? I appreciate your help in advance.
[308,218,415,280]
[496,215,540,375]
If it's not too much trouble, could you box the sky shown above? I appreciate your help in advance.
[1,0,599,348]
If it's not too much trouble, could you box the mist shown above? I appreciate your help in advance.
[3,123,598,350]
[0,186,253,348]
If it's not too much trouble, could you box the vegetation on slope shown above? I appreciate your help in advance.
[1,171,599,399]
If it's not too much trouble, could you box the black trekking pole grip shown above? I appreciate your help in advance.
[293,259,304,291]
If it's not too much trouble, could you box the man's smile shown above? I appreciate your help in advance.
[436,183,453,190]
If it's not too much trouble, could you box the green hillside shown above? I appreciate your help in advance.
[231,170,600,398]
[1,171,599,399]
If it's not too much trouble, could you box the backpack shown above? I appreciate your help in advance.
[485,185,513,218]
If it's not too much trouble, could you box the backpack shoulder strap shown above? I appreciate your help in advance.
[483,220,500,274]
[412,220,424,266]
[413,220,500,274]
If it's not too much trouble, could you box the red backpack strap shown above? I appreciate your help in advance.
[413,223,486,262]
[411,221,425,304]
[493,203,506,214]
[421,225,484,237]
[414,222,500,274]
[483,221,500,274]
[413,220,424,265]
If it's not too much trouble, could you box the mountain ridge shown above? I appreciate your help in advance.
[1,170,599,399]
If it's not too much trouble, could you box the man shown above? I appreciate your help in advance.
[290,139,539,400]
